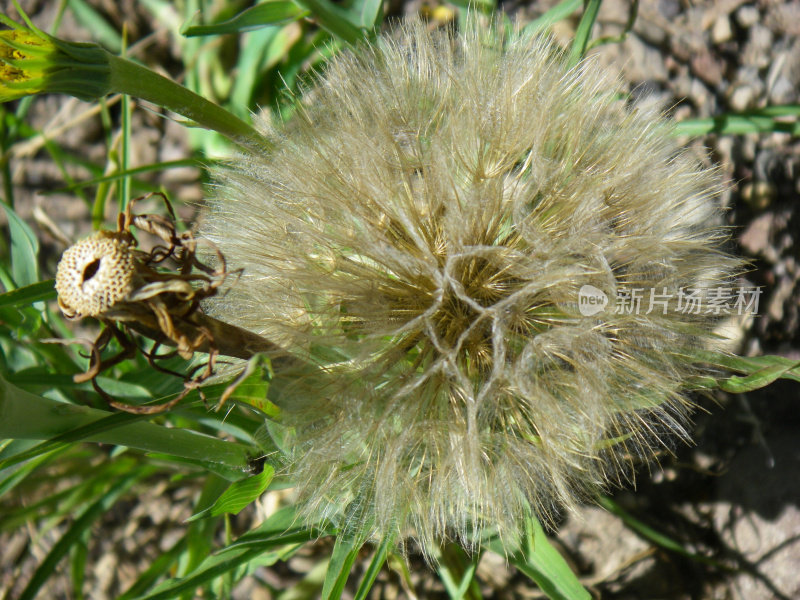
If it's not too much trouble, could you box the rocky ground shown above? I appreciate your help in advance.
[2,0,799,598]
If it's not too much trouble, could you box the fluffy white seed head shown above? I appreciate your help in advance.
[202,19,740,555]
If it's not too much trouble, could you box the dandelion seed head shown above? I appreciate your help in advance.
[202,19,739,555]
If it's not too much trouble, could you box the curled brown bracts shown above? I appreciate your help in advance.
[54,193,277,414]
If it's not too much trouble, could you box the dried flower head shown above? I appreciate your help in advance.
[54,195,278,412]
[202,20,739,554]
[55,231,139,319]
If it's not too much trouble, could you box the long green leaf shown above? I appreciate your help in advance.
[182,1,309,36]
[483,515,590,600]
[353,536,392,600]
[65,0,123,52]
[141,507,320,600]
[716,363,800,393]
[117,535,189,600]
[70,535,89,600]
[522,0,582,36]
[292,0,364,43]
[675,111,800,136]
[0,202,40,287]
[691,350,800,391]
[353,0,383,30]
[568,0,602,68]
[0,279,56,307]
[0,443,59,498]
[46,159,203,194]
[321,534,361,600]
[142,546,264,600]
[6,370,153,398]
[0,374,253,478]
[598,496,730,569]
[0,450,116,529]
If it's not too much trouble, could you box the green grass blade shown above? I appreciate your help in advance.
[0,202,40,287]
[140,545,269,600]
[598,496,730,569]
[716,363,800,393]
[64,0,123,52]
[0,279,56,307]
[674,110,800,136]
[6,370,153,398]
[436,543,482,600]
[587,0,638,50]
[208,464,273,517]
[711,353,800,383]
[483,515,590,600]
[293,0,364,43]
[459,0,496,10]
[353,0,383,30]
[0,374,254,476]
[321,534,361,600]
[45,158,205,194]
[0,450,114,529]
[690,350,800,390]
[70,535,89,600]
[228,27,280,118]
[353,536,392,600]
[182,1,309,36]
[568,0,602,68]
[0,443,59,498]
[17,462,155,600]
[179,474,229,597]
[140,507,320,600]
[522,0,582,35]
[225,505,305,546]
[117,535,189,600]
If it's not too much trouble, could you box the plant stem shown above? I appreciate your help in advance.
[107,54,271,155]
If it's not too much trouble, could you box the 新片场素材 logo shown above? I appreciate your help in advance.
[579,285,609,316]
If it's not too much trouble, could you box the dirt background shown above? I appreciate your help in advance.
[1,0,799,598]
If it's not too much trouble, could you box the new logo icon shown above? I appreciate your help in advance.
[578,285,608,316]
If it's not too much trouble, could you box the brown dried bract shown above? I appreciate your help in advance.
[54,193,265,414]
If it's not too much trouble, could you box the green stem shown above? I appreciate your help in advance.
[106,53,271,155]
[568,0,602,68]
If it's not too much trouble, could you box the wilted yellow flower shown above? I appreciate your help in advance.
[0,17,111,102]
[202,19,740,554]
[2,6,268,153]
[0,28,51,99]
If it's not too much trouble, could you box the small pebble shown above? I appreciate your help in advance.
[744,24,774,69]
[657,0,681,20]
[729,84,756,111]
[712,15,732,44]
[736,5,761,28]
[768,76,797,104]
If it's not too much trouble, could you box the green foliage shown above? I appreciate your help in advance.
[181,2,311,37]
[1,201,39,286]
[484,515,591,600]
[674,105,800,136]
[187,465,275,522]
